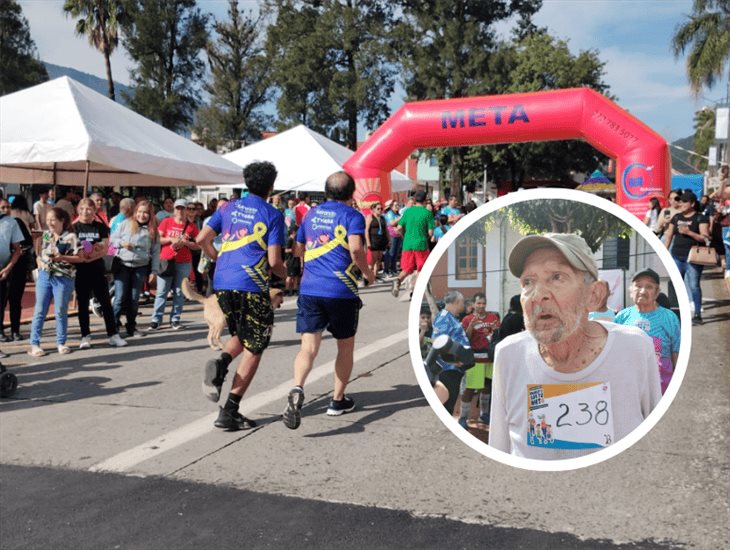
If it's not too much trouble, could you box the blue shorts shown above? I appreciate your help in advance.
[296,294,362,339]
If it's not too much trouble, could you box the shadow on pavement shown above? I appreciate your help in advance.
[303,383,428,438]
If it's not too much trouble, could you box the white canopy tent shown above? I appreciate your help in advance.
[0,77,244,189]
[220,124,414,194]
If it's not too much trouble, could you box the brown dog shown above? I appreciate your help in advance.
[181,278,284,350]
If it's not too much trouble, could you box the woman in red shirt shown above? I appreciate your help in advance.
[149,199,200,331]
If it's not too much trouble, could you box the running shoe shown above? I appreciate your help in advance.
[282,387,305,429]
[391,280,400,298]
[171,321,183,330]
[146,322,160,332]
[0,332,10,343]
[109,334,128,347]
[57,345,71,355]
[202,358,228,402]
[479,413,490,425]
[692,315,703,326]
[214,407,257,431]
[78,336,92,350]
[326,395,356,416]
[0,350,8,359]
[11,332,24,342]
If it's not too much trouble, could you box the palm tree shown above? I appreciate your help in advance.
[672,0,730,96]
[63,0,128,101]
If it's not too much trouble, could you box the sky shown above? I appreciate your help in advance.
[18,0,727,144]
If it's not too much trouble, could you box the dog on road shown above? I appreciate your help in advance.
[181,278,283,350]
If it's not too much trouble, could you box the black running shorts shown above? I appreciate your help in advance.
[216,290,274,354]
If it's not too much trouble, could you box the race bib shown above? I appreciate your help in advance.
[526,382,614,450]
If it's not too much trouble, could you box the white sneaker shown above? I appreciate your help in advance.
[109,334,128,347]
[79,336,92,349]
[28,345,46,357]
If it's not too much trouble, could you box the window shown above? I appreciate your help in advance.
[447,236,483,288]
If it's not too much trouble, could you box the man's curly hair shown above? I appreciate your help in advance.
[243,161,278,197]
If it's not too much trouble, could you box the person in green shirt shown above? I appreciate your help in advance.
[391,190,434,297]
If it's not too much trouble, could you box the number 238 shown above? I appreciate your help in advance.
[556,401,609,427]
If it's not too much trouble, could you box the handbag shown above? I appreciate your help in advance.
[687,244,718,266]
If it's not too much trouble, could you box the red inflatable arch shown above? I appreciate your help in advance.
[343,88,670,218]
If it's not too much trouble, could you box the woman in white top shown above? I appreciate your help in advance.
[644,197,662,234]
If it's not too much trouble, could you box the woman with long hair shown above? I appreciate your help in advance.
[110,200,160,337]
[663,191,711,325]
[74,198,128,349]
[365,201,389,278]
[29,208,83,356]
[644,197,662,234]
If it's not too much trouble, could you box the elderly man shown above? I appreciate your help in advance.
[615,269,680,395]
[429,289,471,415]
[489,233,661,460]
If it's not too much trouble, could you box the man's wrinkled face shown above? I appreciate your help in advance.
[519,247,592,345]
[452,295,465,315]
[631,276,659,310]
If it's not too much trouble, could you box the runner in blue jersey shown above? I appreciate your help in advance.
[197,161,286,431]
[282,171,375,430]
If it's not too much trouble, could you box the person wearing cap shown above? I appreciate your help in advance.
[391,190,435,298]
[662,190,710,325]
[615,269,681,394]
[197,161,287,431]
[489,232,661,460]
[150,198,200,331]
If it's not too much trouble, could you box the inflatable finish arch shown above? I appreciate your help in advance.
[343,88,670,218]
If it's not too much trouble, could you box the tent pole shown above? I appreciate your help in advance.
[83,161,90,198]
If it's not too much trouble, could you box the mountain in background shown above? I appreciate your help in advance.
[44,63,133,105]
[670,135,702,175]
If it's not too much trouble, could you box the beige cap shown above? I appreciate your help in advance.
[508,233,598,280]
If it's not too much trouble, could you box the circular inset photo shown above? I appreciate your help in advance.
[410,189,692,471]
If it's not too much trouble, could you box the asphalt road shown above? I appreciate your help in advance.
[1,269,728,549]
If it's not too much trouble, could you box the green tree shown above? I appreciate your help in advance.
[63,0,129,100]
[692,107,715,171]
[194,0,271,151]
[0,0,48,95]
[394,0,542,200]
[478,199,631,252]
[265,0,396,149]
[486,32,611,191]
[122,0,208,132]
[672,0,730,95]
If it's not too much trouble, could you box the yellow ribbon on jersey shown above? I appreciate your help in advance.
[304,224,349,262]
[334,262,359,294]
[219,222,268,254]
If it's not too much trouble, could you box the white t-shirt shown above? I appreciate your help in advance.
[489,321,661,460]
[33,200,53,230]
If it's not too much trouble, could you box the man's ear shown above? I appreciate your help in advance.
[586,279,606,311]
